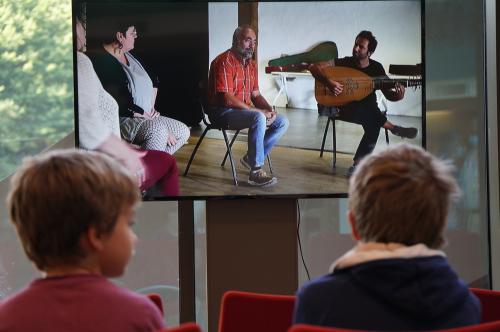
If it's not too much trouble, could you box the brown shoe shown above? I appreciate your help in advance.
[248,169,277,187]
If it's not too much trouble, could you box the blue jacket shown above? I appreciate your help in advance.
[293,256,481,331]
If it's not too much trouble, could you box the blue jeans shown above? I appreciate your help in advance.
[209,107,289,168]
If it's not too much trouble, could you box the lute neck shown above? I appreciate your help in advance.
[374,77,422,89]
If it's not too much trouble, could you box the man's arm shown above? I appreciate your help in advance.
[308,60,343,96]
[216,91,256,111]
[377,61,405,102]
[212,81,272,114]
[217,91,274,124]
[251,91,272,112]
[252,90,277,123]
[251,90,276,123]
[211,56,263,112]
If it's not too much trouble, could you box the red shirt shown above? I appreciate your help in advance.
[0,274,165,332]
[208,49,259,107]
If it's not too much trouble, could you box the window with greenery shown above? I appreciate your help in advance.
[0,0,73,180]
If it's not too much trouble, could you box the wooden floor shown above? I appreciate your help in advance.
[176,137,350,198]
[190,107,423,155]
[171,107,422,198]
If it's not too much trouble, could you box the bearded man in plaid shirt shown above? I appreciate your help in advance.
[207,25,289,187]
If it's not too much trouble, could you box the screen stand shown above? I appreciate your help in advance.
[205,198,299,332]
[178,200,196,323]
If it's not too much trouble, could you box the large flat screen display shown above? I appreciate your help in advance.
[73,0,424,199]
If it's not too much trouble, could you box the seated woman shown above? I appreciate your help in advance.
[76,17,179,197]
[87,19,190,155]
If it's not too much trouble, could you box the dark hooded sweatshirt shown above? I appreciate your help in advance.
[293,255,481,331]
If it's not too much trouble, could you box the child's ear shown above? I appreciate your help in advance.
[84,226,105,252]
[348,210,361,241]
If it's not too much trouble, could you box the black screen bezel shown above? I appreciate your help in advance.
[72,0,425,201]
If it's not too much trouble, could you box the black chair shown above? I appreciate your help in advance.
[183,100,272,186]
[220,130,273,175]
[319,105,389,169]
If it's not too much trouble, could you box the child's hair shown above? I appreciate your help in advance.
[7,149,140,270]
[348,144,460,249]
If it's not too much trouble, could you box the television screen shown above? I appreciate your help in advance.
[73,0,424,199]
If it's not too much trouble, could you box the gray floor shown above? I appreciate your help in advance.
[191,106,423,158]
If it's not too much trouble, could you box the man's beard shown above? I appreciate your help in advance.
[236,46,254,60]
[353,51,368,61]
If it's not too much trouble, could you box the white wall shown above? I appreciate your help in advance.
[209,3,238,65]
[208,1,422,115]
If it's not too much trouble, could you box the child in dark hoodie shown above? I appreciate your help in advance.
[293,144,481,331]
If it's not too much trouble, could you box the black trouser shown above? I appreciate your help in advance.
[335,105,387,163]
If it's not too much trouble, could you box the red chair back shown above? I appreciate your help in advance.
[470,288,500,323]
[147,293,164,315]
[218,290,296,332]
[442,321,500,331]
[158,323,202,332]
[289,322,500,332]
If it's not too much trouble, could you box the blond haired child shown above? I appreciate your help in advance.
[0,149,164,331]
[293,144,481,330]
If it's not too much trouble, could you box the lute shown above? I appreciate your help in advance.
[315,66,422,106]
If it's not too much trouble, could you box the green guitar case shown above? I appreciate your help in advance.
[268,41,338,67]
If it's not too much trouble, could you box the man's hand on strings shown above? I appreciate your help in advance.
[393,83,405,100]
[329,80,343,96]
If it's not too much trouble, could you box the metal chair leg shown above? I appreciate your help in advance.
[332,117,337,169]
[221,130,240,167]
[383,110,390,145]
[221,130,238,186]
[320,117,332,157]
[267,155,273,174]
[184,127,210,176]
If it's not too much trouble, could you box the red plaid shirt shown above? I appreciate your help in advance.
[208,49,259,107]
